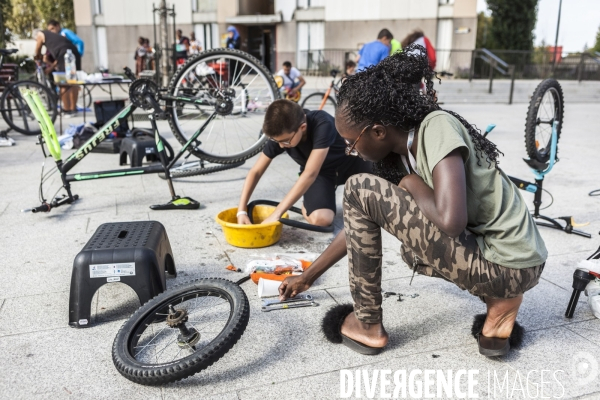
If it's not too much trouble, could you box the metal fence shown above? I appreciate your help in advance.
[296,48,600,81]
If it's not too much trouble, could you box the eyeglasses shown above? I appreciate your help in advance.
[269,119,306,146]
[269,128,299,146]
[345,124,372,156]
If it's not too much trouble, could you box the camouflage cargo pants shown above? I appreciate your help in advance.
[343,174,544,324]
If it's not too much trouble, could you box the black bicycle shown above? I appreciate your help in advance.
[24,48,280,212]
[0,48,57,136]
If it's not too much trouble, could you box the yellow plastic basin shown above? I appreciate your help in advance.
[215,206,289,248]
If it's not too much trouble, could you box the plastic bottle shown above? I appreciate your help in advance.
[64,49,77,81]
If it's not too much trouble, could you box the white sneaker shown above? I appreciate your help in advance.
[0,135,15,146]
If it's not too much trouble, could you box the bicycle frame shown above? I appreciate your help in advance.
[23,88,218,212]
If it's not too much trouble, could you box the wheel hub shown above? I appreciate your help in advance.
[214,94,234,116]
[166,305,201,348]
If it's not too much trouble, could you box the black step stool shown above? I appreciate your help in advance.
[119,130,158,167]
[69,221,176,328]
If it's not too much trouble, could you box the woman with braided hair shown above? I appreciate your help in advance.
[278,45,547,357]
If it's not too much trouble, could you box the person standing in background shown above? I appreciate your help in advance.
[34,29,81,115]
[355,29,393,72]
[401,30,436,70]
[175,29,190,66]
[189,32,202,55]
[134,37,146,77]
[47,20,84,57]
[226,26,241,50]
[390,38,402,55]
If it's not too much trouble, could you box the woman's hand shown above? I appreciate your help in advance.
[278,275,312,300]
[237,214,252,225]
[261,211,282,224]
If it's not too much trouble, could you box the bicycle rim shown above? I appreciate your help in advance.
[1,81,57,135]
[301,92,337,116]
[168,50,278,163]
[534,88,560,158]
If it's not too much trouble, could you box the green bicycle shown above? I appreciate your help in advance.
[23,48,279,212]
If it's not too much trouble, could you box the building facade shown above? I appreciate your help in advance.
[73,0,476,75]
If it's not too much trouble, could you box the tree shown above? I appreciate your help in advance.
[0,0,13,47]
[6,0,40,38]
[34,0,75,31]
[592,25,600,53]
[486,0,539,51]
[476,12,493,49]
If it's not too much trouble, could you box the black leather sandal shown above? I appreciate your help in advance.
[322,304,383,355]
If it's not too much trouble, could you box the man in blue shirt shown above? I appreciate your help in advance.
[356,29,393,72]
[48,20,84,57]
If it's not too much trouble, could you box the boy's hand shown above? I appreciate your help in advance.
[237,214,252,225]
[279,275,311,300]
[261,212,281,224]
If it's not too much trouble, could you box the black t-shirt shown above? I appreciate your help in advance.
[262,110,354,175]
[42,30,81,70]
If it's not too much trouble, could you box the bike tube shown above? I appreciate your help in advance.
[65,164,166,182]
[247,199,334,233]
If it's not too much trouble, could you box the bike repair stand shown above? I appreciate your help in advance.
[147,114,200,210]
[522,121,590,238]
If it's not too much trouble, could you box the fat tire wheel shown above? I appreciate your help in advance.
[1,80,58,135]
[112,278,249,386]
[159,160,244,179]
[524,78,564,163]
[300,92,337,113]
[166,48,279,164]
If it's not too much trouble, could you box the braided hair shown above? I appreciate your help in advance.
[337,44,502,185]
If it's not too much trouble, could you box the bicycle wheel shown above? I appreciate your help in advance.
[159,160,245,179]
[524,79,564,163]
[112,278,249,386]
[0,80,58,135]
[301,92,337,116]
[166,48,280,164]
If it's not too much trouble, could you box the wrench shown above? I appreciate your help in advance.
[261,294,314,306]
[261,301,319,312]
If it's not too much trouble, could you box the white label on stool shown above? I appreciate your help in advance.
[107,277,120,282]
[89,262,135,278]
[79,319,88,325]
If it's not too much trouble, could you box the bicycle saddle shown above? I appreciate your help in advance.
[0,48,18,55]
[330,69,340,78]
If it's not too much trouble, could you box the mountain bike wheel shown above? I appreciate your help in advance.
[301,92,337,116]
[0,80,58,135]
[166,48,280,164]
[524,79,564,163]
[112,278,249,386]
[159,160,245,179]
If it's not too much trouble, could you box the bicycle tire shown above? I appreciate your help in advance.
[166,48,280,164]
[159,160,244,179]
[112,278,249,386]
[301,92,337,115]
[524,79,564,163]
[0,80,58,135]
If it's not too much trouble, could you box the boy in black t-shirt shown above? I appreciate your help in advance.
[237,99,372,227]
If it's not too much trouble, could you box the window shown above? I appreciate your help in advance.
[194,23,219,51]
[297,22,324,70]
[192,0,217,12]
[94,0,103,15]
